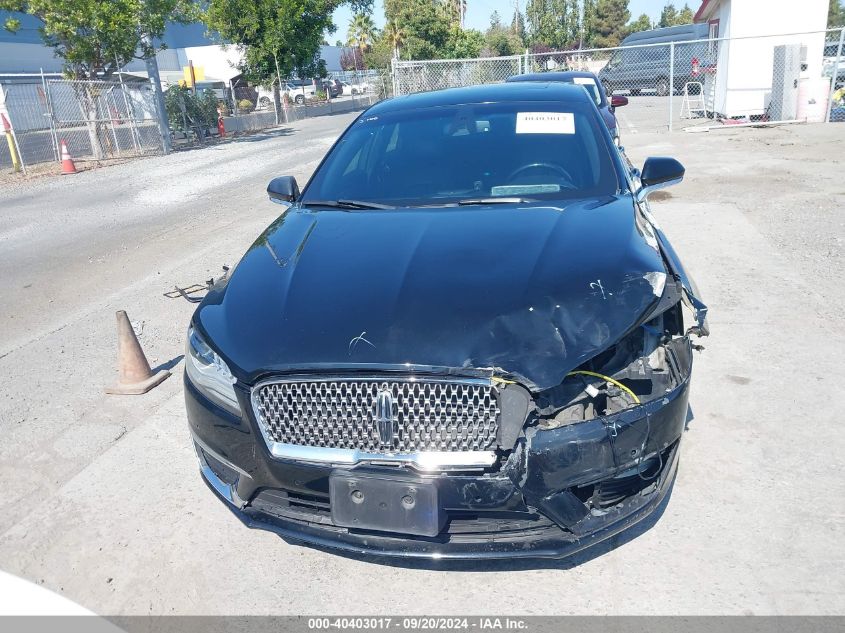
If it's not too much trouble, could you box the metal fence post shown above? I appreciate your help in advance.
[826,27,845,123]
[40,68,59,161]
[669,41,675,132]
[142,34,172,154]
[116,68,141,153]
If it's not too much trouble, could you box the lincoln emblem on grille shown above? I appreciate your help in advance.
[374,388,395,446]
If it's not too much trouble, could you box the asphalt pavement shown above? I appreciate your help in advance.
[0,113,843,615]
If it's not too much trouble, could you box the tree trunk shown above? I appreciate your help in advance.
[272,84,282,124]
[77,83,105,160]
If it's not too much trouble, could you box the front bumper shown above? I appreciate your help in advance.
[185,371,690,561]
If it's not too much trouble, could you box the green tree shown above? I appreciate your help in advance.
[581,0,596,47]
[830,0,845,26]
[383,20,406,59]
[484,10,523,56]
[676,3,694,24]
[628,13,653,34]
[205,0,340,87]
[444,0,467,27]
[526,0,575,48]
[658,3,678,28]
[511,8,526,47]
[347,11,377,50]
[657,2,693,27]
[363,33,394,66]
[445,24,483,57]
[592,0,630,48]
[1,0,197,79]
[384,0,451,60]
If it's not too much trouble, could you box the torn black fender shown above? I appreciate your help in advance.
[643,207,709,336]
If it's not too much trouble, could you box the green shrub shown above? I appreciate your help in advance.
[164,85,219,133]
[238,98,254,112]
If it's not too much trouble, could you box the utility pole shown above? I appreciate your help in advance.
[142,32,172,154]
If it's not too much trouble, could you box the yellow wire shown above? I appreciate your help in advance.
[566,370,641,404]
[491,376,517,385]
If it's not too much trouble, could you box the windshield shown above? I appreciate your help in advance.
[571,77,603,106]
[301,101,620,207]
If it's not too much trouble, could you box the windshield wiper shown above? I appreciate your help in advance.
[305,199,395,210]
[456,197,534,206]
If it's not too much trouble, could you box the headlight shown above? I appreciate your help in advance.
[185,325,241,416]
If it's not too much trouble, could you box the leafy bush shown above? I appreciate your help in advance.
[238,98,254,112]
[315,90,327,101]
[165,85,219,133]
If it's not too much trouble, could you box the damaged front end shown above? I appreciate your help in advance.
[187,278,705,560]
[485,267,704,545]
[186,196,709,559]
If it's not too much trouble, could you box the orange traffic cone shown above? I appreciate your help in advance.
[105,310,170,395]
[60,139,77,175]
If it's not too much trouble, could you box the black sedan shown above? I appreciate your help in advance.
[184,82,708,560]
[507,71,629,146]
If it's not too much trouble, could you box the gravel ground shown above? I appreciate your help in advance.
[0,114,843,615]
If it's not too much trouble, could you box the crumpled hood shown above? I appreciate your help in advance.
[197,197,666,391]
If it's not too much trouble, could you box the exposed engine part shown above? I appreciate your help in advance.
[535,306,693,429]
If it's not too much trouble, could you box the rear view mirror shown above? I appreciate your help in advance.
[636,157,684,203]
[267,176,300,206]
[610,95,628,108]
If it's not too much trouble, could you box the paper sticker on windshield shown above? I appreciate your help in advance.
[515,112,575,135]
[573,77,597,87]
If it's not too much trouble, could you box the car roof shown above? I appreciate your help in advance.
[506,72,606,106]
[506,71,600,83]
[366,82,593,116]
[621,23,707,45]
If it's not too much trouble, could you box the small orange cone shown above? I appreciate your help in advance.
[105,310,170,395]
[60,139,77,175]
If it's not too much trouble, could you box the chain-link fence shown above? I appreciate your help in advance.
[219,68,389,136]
[392,27,845,134]
[1,70,392,172]
[393,55,523,95]
[0,77,164,171]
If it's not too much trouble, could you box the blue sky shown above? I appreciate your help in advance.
[330,1,701,44]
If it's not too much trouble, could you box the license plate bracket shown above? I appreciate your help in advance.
[329,471,444,537]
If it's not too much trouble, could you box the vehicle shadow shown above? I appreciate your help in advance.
[151,355,184,373]
[226,127,295,144]
[171,126,295,154]
[282,480,676,572]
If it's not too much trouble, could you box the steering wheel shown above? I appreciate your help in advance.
[507,162,576,188]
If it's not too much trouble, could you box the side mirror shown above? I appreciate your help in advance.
[636,157,684,203]
[267,176,300,206]
[610,95,628,108]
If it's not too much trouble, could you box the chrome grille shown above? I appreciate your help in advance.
[252,378,500,454]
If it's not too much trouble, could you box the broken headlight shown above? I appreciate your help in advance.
[185,325,241,416]
[536,309,691,429]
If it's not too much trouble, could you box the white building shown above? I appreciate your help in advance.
[694,0,829,118]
